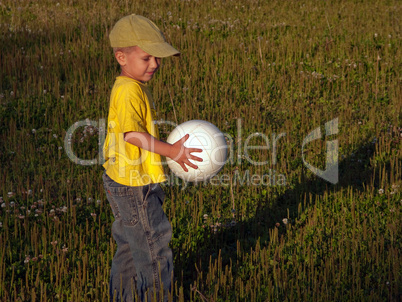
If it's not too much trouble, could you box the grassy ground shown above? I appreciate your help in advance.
[0,0,401,301]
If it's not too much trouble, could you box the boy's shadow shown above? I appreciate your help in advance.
[175,137,388,297]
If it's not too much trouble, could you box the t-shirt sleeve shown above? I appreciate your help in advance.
[115,83,148,134]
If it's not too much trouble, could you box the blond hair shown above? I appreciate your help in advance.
[112,46,138,54]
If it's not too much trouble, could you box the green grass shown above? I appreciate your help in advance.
[0,0,401,301]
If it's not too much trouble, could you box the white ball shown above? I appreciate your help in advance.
[166,120,228,182]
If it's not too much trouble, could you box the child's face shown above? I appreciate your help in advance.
[116,47,161,83]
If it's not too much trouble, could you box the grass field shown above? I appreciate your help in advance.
[0,0,401,301]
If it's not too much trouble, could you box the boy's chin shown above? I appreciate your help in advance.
[143,74,155,82]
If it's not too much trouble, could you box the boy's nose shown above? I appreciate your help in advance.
[150,57,160,69]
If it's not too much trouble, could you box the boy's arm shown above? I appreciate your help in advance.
[124,131,203,172]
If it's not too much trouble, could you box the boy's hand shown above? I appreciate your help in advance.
[169,134,203,172]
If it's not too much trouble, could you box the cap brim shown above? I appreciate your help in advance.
[138,42,180,58]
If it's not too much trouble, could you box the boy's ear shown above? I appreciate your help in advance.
[114,51,126,66]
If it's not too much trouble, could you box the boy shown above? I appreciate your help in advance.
[102,14,202,302]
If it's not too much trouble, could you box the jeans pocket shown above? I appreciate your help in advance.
[111,193,139,226]
[103,174,140,226]
[106,190,122,221]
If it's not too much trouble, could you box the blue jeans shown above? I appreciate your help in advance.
[103,173,173,302]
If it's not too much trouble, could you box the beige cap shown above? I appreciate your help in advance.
[109,14,180,57]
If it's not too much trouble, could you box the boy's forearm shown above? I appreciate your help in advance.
[124,131,173,158]
[125,131,203,172]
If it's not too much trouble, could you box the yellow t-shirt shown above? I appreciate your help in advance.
[103,76,166,186]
